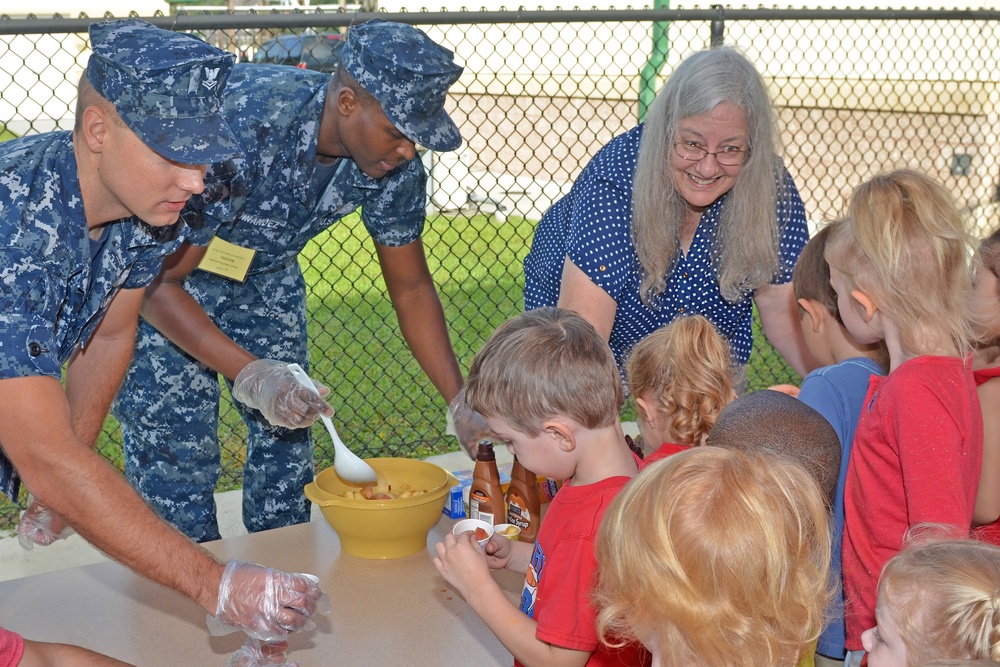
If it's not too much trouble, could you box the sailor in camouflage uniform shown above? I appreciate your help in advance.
[113,19,490,542]
[0,19,325,645]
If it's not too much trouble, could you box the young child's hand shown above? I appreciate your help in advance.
[432,530,492,600]
[483,533,514,569]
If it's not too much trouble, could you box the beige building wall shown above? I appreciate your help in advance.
[447,82,998,233]
[429,12,1000,232]
[1,4,994,231]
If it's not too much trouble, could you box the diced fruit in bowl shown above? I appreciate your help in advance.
[341,479,429,500]
[304,458,458,559]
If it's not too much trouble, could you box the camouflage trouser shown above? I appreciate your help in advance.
[112,264,313,542]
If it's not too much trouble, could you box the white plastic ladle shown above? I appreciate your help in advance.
[287,363,378,484]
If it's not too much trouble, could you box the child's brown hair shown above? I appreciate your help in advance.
[795,220,890,369]
[465,307,623,435]
[793,223,841,319]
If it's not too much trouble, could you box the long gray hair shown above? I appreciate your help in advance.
[632,47,784,304]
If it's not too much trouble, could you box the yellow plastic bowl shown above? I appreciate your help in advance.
[304,458,458,559]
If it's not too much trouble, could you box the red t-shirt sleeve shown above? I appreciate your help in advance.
[0,626,25,667]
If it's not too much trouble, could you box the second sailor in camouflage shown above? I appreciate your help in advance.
[113,19,485,541]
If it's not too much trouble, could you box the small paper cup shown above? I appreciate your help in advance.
[493,523,521,541]
[452,518,494,549]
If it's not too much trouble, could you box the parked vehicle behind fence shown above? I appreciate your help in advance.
[252,31,343,72]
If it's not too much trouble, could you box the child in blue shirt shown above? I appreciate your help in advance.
[792,222,888,665]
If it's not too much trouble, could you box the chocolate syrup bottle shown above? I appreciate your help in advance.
[469,440,505,526]
[505,455,541,542]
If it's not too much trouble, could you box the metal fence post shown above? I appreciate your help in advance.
[711,4,725,47]
[637,0,670,122]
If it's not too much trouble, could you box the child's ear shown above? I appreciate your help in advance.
[542,419,576,452]
[797,298,825,334]
[850,289,878,322]
[634,395,659,429]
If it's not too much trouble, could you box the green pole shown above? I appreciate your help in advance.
[638,0,670,122]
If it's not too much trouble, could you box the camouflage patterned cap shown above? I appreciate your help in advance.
[340,20,464,152]
[86,19,242,165]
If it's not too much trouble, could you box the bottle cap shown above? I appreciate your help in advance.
[476,440,496,461]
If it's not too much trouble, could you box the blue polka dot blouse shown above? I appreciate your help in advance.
[524,124,809,369]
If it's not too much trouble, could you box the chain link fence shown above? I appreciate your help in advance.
[1,8,998,527]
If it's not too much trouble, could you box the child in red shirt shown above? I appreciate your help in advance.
[594,447,832,667]
[433,307,647,667]
[0,625,133,666]
[824,170,983,665]
[624,315,738,467]
[969,226,1000,544]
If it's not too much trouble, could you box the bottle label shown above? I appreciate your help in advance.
[507,494,531,530]
[470,489,497,525]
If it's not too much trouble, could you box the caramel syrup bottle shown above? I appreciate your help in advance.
[505,455,541,542]
[469,440,505,525]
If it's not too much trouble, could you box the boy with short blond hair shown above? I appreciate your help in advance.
[433,307,647,667]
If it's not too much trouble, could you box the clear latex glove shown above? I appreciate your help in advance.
[232,360,334,429]
[226,638,298,667]
[448,387,494,459]
[17,494,75,551]
[207,561,331,642]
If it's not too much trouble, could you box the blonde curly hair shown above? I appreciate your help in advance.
[625,315,739,447]
[594,447,832,667]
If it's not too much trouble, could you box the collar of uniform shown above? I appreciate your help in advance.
[290,80,334,202]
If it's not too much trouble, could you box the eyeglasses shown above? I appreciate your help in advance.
[673,141,749,167]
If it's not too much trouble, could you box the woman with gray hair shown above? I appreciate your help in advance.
[524,46,816,379]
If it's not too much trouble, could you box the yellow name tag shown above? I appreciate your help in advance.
[197,237,256,283]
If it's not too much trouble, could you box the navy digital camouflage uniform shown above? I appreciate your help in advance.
[0,132,215,381]
[113,22,464,542]
[0,19,239,500]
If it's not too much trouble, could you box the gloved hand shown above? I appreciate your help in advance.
[226,638,298,667]
[17,495,74,551]
[232,360,334,429]
[449,387,494,459]
[207,560,331,642]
